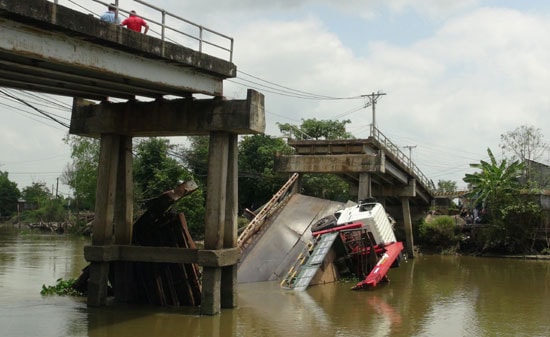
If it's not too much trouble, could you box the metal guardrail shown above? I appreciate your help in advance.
[51,0,234,62]
[370,125,436,192]
[237,173,299,249]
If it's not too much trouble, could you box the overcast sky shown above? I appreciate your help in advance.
[1,0,549,198]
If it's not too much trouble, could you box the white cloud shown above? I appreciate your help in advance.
[1,0,549,193]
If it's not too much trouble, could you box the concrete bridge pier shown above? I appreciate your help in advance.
[401,197,415,258]
[202,132,239,314]
[358,173,372,200]
[72,89,265,314]
[88,134,132,306]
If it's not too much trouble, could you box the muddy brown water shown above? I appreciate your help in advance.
[1,226,549,337]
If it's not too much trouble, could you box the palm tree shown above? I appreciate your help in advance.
[463,148,525,222]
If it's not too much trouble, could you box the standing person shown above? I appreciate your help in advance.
[100,3,121,24]
[121,10,149,34]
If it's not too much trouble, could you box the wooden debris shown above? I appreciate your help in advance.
[73,180,202,307]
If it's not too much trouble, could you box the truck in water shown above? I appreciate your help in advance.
[281,199,404,291]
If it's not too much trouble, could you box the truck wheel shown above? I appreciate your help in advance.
[311,214,338,232]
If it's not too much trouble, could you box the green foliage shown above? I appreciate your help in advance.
[418,216,459,251]
[174,184,206,238]
[62,135,99,211]
[462,147,546,254]
[20,182,67,223]
[437,180,457,193]
[238,134,293,209]
[300,174,349,202]
[0,171,20,217]
[22,197,66,223]
[463,148,524,223]
[134,138,189,201]
[278,118,353,140]
[41,278,83,296]
[181,136,210,186]
[134,137,205,236]
[21,182,51,209]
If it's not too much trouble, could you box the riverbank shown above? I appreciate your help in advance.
[479,253,550,260]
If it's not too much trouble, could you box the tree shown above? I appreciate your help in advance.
[62,135,99,211]
[300,174,349,202]
[133,137,205,236]
[238,134,292,210]
[464,148,524,220]
[278,118,353,140]
[463,148,538,253]
[133,138,188,201]
[180,136,209,186]
[277,118,353,202]
[20,182,66,222]
[437,180,457,193]
[0,171,20,217]
[21,182,51,209]
[500,125,548,183]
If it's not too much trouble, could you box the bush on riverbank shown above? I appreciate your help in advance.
[418,216,460,253]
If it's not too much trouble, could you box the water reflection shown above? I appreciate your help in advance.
[1,228,550,337]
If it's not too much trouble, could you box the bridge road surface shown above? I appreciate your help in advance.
[238,194,344,283]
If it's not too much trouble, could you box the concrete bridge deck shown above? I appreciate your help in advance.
[275,130,434,208]
[0,0,235,100]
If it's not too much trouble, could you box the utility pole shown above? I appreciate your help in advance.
[361,91,386,136]
[403,145,417,168]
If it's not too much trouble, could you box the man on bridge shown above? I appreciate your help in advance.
[121,10,149,34]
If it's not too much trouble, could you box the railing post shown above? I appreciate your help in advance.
[199,26,203,53]
[230,38,234,62]
[161,10,166,42]
[114,0,119,23]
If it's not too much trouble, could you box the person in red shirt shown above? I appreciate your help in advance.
[121,10,149,34]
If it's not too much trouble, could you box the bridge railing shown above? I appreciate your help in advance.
[50,0,234,62]
[370,125,436,192]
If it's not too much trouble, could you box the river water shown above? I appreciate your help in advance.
[1,226,549,337]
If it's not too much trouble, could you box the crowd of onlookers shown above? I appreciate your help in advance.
[459,207,486,224]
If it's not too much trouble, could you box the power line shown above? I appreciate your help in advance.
[0,89,70,129]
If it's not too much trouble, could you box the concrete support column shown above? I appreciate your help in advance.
[113,136,134,302]
[114,135,133,245]
[88,134,120,306]
[221,133,238,309]
[201,132,229,315]
[401,197,415,258]
[358,173,371,201]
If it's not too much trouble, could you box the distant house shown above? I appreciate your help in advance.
[522,159,550,232]
[525,159,550,189]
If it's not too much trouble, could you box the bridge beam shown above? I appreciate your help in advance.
[70,89,265,137]
[275,154,381,173]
